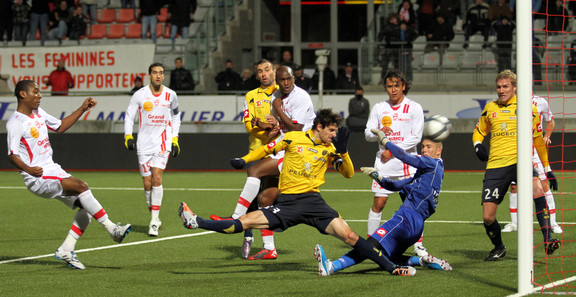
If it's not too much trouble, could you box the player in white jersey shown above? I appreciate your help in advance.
[6,80,132,270]
[124,62,182,237]
[502,95,562,233]
[227,65,317,260]
[364,69,425,255]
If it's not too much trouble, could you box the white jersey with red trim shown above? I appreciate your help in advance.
[271,85,315,133]
[532,95,554,174]
[124,85,181,155]
[6,107,61,169]
[364,96,424,177]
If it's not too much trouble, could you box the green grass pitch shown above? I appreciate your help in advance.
[0,171,574,296]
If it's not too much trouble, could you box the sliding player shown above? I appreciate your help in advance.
[315,130,452,276]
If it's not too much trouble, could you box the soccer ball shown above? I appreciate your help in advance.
[423,115,452,142]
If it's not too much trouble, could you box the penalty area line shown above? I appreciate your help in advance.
[0,231,215,265]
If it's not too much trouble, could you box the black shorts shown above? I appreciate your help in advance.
[482,164,538,204]
[261,193,340,234]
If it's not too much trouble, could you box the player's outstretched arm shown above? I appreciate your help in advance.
[56,97,97,133]
[370,129,421,168]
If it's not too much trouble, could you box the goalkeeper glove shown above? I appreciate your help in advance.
[370,129,389,146]
[360,167,382,182]
[230,158,246,169]
[545,166,558,191]
[125,134,135,150]
[331,126,350,154]
[171,137,180,157]
[474,142,488,162]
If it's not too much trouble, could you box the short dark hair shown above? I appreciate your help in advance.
[175,57,182,62]
[384,69,411,95]
[313,108,343,129]
[148,62,165,74]
[14,80,35,99]
[256,59,274,69]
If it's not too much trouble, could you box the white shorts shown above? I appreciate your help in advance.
[270,150,285,172]
[138,151,170,177]
[22,163,79,209]
[371,175,411,197]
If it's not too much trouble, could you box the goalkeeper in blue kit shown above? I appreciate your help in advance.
[315,129,452,276]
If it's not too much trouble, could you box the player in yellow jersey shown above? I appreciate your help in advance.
[211,59,280,259]
[472,70,560,261]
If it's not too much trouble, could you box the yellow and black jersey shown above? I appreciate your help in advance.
[242,129,354,194]
[243,85,279,151]
[473,95,544,169]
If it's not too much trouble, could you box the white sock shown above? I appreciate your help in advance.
[509,192,518,226]
[144,190,151,212]
[261,229,275,250]
[232,177,260,219]
[151,186,163,222]
[367,209,382,236]
[78,190,115,233]
[60,209,91,252]
[545,190,558,226]
[414,234,424,249]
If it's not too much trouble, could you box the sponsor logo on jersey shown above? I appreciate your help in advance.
[381,116,392,127]
[30,127,39,138]
[267,140,277,149]
[376,228,387,237]
[243,109,249,119]
[257,100,262,107]
[491,112,497,118]
[297,146,303,153]
[154,99,160,106]
[304,162,311,172]
[307,147,318,153]
[502,110,510,113]
[143,101,153,112]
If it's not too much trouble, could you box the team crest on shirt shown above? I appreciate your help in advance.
[143,101,153,111]
[376,228,387,237]
[30,127,39,138]
[381,116,392,127]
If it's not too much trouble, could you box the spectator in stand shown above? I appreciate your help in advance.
[294,64,313,93]
[168,0,197,48]
[463,0,491,49]
[312,64,337,93]
[67,5,87,44]
[215,59,242,92]
[28,0,50,46]
[379,14,401,82]
[509,0,542,21]
[280,49,297,70]
[546,0,569,33]
[416,0,438,35]
[346,86,370,132]
[488,0,512,23]
[122,0,136,10]
[79,0,97,25]
[533,35,544,85]
[130,76,144,95]
[140,0,161,43]
[436,0,460,27]
[46,59,74,96]
[337,62,361,92]
[397,0,416,29]
[0,0,13,46]
[241,68,259,91]
[424,14,455,55]
[48,0,70,45]
[493,16,515,72]
[169,57,195,92]
[393,22,418,81]
[12,0,30,46]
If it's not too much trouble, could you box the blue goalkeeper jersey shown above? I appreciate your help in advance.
[378,142,444,220]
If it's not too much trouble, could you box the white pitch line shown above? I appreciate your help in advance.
[0,231,215,265]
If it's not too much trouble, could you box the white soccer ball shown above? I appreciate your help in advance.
[423,115,452,142]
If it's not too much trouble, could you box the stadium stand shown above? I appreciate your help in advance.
[116,9,136,23]
[97,8,116,24]
[126,23,142,39]
[87,24,107,39]
[108,24,126,39]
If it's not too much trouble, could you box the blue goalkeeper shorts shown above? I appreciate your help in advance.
[369,206,424,261]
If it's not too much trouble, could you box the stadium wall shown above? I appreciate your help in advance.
[1,132,574,171]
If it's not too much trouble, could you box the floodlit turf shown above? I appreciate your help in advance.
[0,171,574,296]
